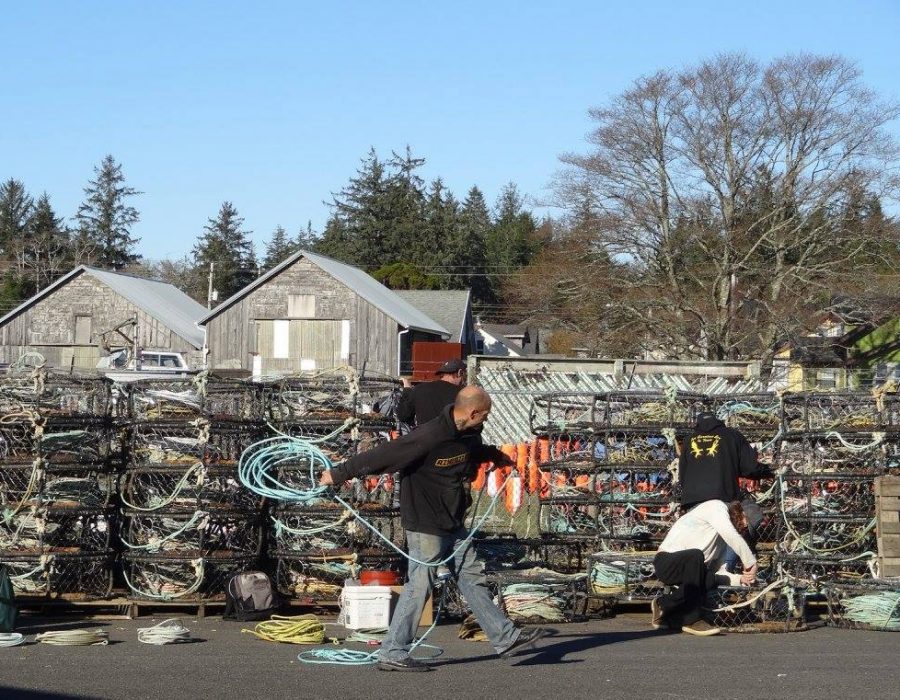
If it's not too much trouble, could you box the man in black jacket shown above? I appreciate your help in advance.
[679,412,771,509]
[395,358,467,426]
[320,386,546,671]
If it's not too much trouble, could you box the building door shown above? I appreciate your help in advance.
[256,319,348,374]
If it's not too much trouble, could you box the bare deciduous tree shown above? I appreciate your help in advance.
[546,53,900,364]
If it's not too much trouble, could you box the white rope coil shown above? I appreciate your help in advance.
[137,618,192,645]
[0,633,25,647]
[35,629,109,646]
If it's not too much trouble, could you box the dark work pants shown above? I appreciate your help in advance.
[653,549,715,627]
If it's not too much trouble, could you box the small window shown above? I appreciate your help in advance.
[288,294,316,318]
[160,354,180,368]
[142,353,161,368]
[74,315,92,344]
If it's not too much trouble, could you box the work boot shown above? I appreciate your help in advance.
[377,656,433,672]
[650,598,665,630]
[680,620,721,636]
[499,627,548,658]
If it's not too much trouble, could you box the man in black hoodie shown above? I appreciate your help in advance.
[678,412,771,509]
[320,386,546,672]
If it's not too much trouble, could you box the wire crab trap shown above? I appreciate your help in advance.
[274,551,405,601]
[355,373,403,427]
[474,536,537,570]
[120,509,263,556]
[540,458,601,499]
[5,551,114,599]
[0,468,116,516]
[540,496,602,538]
[129,421,208,466]
[126,378,204,421]
[123,552,257,602]
[270,505,404,555]
[37,374,111,419]
[489,570,588,623]
[529,392,598,436]
[120,464,262,513]
[265,422,360,463]
[773,435,885,475]
[704,584,809,633]
[777,473,875,519]
[536,536,590,574]
[39,419,111,466]
[0,506,114,553]
[594,467,674,502]
[774,552,876,586]
[825,583,900,631]
[0,377,41,415]
[710,393,782,438]
[781,392,884,435]
[202,379,265,421]
[593,429,677,468]
[204,420,266,467]
[0,419,39,461]
[595,500,677,548]
[596,390,707,430]
[264,370,359,423]
[587,551,661,600]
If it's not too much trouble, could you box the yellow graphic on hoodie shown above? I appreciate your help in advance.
[689,435,720,458]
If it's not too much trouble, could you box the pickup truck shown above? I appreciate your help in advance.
[96,349,196,380]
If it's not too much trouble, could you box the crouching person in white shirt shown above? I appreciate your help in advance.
[651,500,757,636]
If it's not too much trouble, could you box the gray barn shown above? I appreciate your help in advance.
[199,250,449,377]
[0,266,207,370]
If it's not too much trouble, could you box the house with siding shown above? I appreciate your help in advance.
[199,250,449,377]
[0,266,207,370]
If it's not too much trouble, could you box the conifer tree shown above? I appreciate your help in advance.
[75,155,141,269]
[191,202,255,304]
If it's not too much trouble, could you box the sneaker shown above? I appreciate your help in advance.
[680,620,721,636]
[650,598,665,630]
[377,656,433,672]
[498,627,548,658]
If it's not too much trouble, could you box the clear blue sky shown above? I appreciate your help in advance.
[3,1,899,261]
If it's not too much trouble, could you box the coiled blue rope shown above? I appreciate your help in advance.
[238,430,512,665]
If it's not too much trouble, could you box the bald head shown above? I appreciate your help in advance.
[452,386,492,431]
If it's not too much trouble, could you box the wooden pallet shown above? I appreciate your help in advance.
[876,476,900,578]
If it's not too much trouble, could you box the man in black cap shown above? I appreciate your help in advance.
[396,358,467,427]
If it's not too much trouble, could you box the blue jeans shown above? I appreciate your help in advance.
[380,528,521,661]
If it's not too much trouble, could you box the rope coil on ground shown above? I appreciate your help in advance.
[0,633,25,647]
[137,618,192,645]
[35,629,109,646]
[241,615,328,645]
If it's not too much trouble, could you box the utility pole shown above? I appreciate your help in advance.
[207,262,215,309]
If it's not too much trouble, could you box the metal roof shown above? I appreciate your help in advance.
[198,250,450,337]
[473,359,766,444]
[0,266,207,349]
[395,289,471,343]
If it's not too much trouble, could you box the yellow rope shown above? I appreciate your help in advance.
[241,615,331,644]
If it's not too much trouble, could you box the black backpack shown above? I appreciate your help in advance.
[0,565,17,633]
[223,571,278,621]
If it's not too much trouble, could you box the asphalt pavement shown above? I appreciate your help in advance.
[1,612,898,700]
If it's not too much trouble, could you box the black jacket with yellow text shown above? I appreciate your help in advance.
[330,405,506,535]
[679,414,770,508]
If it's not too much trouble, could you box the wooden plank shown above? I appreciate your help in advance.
[878,497,900,511]
[878,536,900,558]
[880,510,900,523]
[875,477,900,497]
[880,521,900,535]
